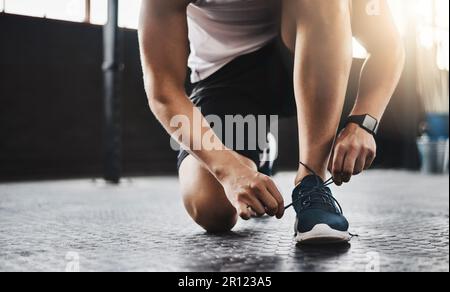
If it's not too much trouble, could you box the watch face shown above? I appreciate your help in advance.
[363,115,378,131]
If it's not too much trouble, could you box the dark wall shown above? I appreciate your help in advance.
[0,14,421,181]
[0,14,174,180]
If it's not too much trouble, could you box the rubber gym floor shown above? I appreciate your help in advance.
[0,170,448,272]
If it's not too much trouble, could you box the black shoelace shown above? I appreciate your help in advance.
[284,162,344,215]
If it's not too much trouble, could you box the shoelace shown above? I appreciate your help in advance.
[284,162,344,215]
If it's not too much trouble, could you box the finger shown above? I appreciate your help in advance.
[247,207,258,218]
[332,147,346,185]
[237,202,252,220]
[353,155,366,175]
[265,179,285,219]
[256,186,279,217]
[245,195,266,217]
[342,150,358,183]
[364,151,376,170]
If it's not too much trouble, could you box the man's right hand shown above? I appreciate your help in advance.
[218,163,285,220]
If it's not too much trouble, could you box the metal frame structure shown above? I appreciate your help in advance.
[84,0,91,23]
[102,0,123,183]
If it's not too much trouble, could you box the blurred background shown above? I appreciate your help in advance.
[0,0,448,182]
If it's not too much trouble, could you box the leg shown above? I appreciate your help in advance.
[179,154,257,233]
[281,0,353,184]
[281,0,353,244]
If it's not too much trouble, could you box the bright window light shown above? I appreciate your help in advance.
[90,0,108,25]
[4,0,85,22]
[45,0,85,22]
[388,0,408,36]
[415,0,449,71]
[436,0,449,29]
[5,0,46,17]
[389,0,449,71]
[0,0,4,12]
[119,0,141,29]
[353,38,368,59]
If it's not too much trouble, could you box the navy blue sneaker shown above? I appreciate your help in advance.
[288,172,350,244]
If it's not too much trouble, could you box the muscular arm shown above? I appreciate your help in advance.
[138,0,233,176]
[351,0,405,119]
[329,0,405,184]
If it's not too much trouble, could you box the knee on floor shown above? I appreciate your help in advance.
[183,195,238,233]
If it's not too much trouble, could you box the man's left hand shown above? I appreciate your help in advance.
[329,123,377,185]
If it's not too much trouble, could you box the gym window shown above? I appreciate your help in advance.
[0,0,141,29]
[0,0,447,69]
[2,0,87,22]
[390,0,449,71]
[416,0,449,71]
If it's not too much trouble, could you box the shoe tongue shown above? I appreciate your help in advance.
[292,175,337,213]
[299,175,324,189]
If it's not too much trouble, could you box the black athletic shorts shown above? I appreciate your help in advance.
[177,38,296,170]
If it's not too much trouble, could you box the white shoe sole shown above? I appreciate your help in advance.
[295,224,351,245]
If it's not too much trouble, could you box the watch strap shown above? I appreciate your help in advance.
[345,114,379,136]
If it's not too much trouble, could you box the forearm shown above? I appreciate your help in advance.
[350,0,406,121]
[351,46,405,120]
[148,91,238,180]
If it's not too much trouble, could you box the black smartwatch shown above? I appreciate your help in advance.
[345,114,379,136]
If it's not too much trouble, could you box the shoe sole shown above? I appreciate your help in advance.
[295,224,351,245]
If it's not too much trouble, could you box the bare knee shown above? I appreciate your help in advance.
[178,154,255,233]
[183,193,238,233]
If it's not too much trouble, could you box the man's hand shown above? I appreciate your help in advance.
[329,123,376,185]
[218,162,285,220]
